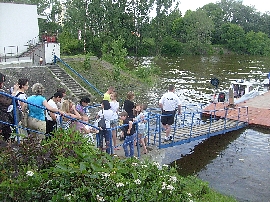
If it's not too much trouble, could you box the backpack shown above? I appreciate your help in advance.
[98,110,106,129]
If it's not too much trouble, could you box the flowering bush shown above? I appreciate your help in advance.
[0,130,236,201]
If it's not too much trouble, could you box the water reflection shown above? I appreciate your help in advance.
[169,129,244,177]
[133,55,270,201]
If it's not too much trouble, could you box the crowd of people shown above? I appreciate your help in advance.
[0,73,182,158]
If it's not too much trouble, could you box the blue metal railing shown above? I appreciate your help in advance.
[0,90,249,157]
[53,55,103,96]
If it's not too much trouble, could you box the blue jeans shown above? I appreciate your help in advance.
[97,129,110,154]
[123,133,135,157]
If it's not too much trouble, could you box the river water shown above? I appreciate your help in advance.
[134,55,270,202]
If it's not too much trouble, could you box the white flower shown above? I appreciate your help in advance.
[153,161,160,167]
[100,172,110,178]
[166,185,175,191]
[64,193,72,200]
[46,180,52,184]
[170,176,177,183]
[26,171,34,176]
[134,179,141,185]
[162,164,169,168]
[187,193,192,197]
[96,195,105,201]
[141,164,147,168]
[132,162,138,166]
[162,182,167,190]
[116,182,125,187]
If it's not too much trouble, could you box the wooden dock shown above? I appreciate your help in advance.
[113,90,270,157]
[203,91,270,128]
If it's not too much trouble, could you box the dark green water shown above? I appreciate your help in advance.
[136,55,270,202]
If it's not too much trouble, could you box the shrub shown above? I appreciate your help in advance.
[0,129,236,201]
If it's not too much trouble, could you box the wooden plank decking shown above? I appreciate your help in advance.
[203,91,270,128]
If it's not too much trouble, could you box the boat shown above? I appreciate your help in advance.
[213,79,264,104]
[231,79,259,103]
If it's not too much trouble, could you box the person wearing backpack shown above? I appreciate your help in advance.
[96,100,113,154]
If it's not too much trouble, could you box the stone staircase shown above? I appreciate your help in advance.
[47,64,92,101]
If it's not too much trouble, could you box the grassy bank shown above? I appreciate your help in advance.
[58,55,160,105]
[0,129,237,201]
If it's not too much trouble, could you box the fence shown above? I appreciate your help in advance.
[0,91,249,157]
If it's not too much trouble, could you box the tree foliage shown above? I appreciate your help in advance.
[7,0,270,56]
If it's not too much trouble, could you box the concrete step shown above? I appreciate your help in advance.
[47,64,92,101]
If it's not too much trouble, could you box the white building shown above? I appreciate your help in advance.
[0,3,60,64]
[0,3,39,56]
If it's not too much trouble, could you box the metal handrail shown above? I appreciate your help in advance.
[53,55,103,96]
[0,90,250,157]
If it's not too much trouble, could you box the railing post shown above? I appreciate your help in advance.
[108,129,113,155]
[223,107,228,134]
[158,114,161,149]
[146,112,150,146]
[208,110,214,137]
[53,55,57,64]
[182,106,186,126]
[135,122,140,158]
[189,113,195,142]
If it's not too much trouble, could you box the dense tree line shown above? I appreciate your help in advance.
[2,0,270,56]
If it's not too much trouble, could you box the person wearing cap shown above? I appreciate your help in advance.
[0,73,13,141]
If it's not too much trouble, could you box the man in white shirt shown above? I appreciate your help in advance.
[159,85,181,141]
[46,92,63,138]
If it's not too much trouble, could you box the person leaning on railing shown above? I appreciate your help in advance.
[26,83,65,140]
[60,100,81,130]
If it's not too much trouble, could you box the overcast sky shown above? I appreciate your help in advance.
[178,0,269,14]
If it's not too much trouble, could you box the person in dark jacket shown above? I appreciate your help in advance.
[0,73,13,141]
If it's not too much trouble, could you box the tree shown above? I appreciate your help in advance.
[181,9,214,54]
[201,3,225,45]
[220,23,245,53]
[217,0,262,33]
[151,0,175,56]
[245,31,270,55]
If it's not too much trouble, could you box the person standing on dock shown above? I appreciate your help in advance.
[159,85,181,141]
